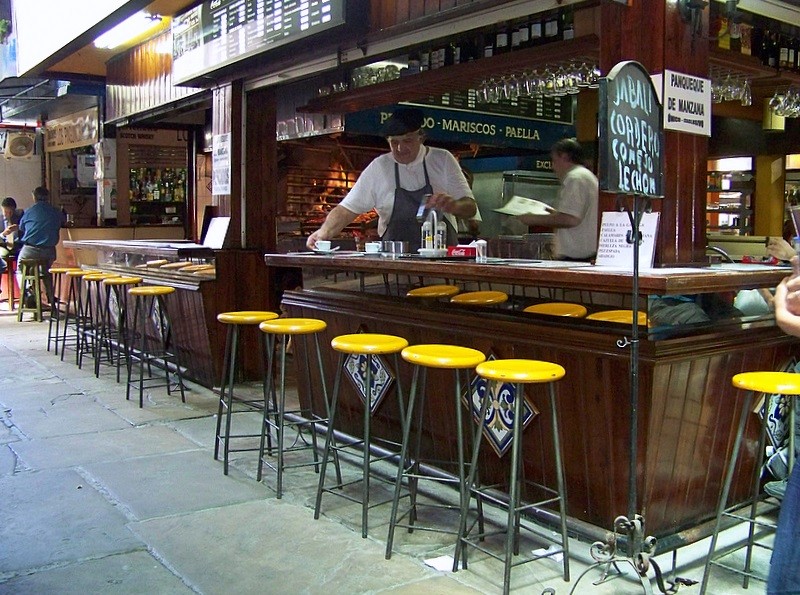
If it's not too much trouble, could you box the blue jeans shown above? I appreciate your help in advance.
[768,461,800,593]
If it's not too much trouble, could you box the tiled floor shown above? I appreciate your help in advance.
[0,305,772,594]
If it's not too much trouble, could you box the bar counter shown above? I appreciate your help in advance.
[264,251,799,548]
[63,239,273,387]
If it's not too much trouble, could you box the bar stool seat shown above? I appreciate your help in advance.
[46,266,81,353]
[386,343,486,559]
[258,317,340,498]
[406,284,460,299]
[101,276,142,382]
[450,290,508,306]
[17,258,48,322]
[586,309,648,325]
[700,371,800,593]
[455,358,570,595]
[127,285,186,408]
[214,310,279,475]
[314,332,408,538]
[523,302,588,317]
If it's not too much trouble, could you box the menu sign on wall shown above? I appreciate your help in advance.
[414,90,574,125]
[598,61,664,198]
[173,0,346,85]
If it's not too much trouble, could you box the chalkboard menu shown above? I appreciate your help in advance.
[172,0,346,85]
[598,61,664,198]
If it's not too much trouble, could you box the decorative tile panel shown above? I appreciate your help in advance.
[345,353,394,414]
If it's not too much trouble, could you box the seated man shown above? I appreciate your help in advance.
[16,187,65,307]
[0,196,23,274]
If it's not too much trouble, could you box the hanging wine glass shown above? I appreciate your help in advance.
[740,79,752,107]
[576,62,591,88]
[588,65,601,89]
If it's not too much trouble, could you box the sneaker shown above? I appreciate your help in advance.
[765,478,788,500]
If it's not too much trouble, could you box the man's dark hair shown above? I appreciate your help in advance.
[551,138,585,165]
[33,186,49,202]
[1,197,16,209]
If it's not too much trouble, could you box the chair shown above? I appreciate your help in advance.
[126,285,186,408]
[314,332,408,538]
[385,343,486,559]
[700,371,800,593]
[455,358,570,595]
[213,310,279,475]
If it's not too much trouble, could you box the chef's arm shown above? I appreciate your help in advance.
[426,193,477,219]
[307,205,358,248]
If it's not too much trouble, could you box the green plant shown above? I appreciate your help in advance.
[0,19,11,44]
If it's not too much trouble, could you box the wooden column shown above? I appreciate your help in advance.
[600,0,709,266]
[244,87,277,250]
[211,81,244,247]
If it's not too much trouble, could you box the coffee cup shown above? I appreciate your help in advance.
[315,240,331,251]
[365,242,381,253]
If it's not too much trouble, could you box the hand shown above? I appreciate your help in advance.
[766,237,795,261]
[424,192,456,213]
[306,230,326,250]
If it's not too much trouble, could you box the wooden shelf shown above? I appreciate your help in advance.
[298,34,599,114]
[708,45,800,99]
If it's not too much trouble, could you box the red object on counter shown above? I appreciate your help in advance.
[447,246,476,257]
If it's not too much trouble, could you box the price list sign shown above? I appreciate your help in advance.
[173,0,345,85]
[598,61,663,198]
[415,91,573,125]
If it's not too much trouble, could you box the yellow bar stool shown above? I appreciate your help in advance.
[61,269,96,364]
[385,343,486,559]
[100,276,142,382]
[406,284,460,300]
[450,290,508,307]
[80,272,120,374]
[16,258,49,322]
[314,332,409,538]
[700,371,800,594]
[455,359,570,595]
[523,302,588,317]
[127,285,186,408]
[47,266,82,354]
[213,310,279,475]
[258,317,341,498]
[586,309,648,325]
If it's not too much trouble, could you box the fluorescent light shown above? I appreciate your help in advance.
[94,11,165,50]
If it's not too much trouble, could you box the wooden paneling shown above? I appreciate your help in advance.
[212,81,244,248]
[282,287,799,539]
[244,87,277,250]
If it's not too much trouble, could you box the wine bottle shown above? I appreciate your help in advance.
[779,32,790,69]
[729,21,741,53]
[530,18,543,45]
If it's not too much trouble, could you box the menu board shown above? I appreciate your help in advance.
[173,0,346,85]
[415,90,573,125]
[597,60,664,198]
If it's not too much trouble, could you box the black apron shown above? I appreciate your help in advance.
[382,151,457,253]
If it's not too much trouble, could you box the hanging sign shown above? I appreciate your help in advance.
[595,211,660,269]
[345,104,574,151]
[660,69,711,136]
[212,133,231,196]
[598,61,664,198]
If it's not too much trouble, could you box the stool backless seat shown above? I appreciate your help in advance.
[450,290,508,307]
[100,276,142,382]
[258,317,340,498]
[386,343,486,559]
[523,302,587,317]
[213,310,278,475]
[314,332,408,538]
[700,371,800,593]
[406,284,460,299]
[455,358,569,595]
[17,258,48,322]
[47,266,82,354]
[586,309,648,325]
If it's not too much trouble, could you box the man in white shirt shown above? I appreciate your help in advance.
[516,138,598,261]
[307,108,477,252]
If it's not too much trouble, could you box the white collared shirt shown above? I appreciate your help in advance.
[339,145,476,237]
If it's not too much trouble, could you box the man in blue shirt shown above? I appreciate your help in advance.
[17,187,65,306]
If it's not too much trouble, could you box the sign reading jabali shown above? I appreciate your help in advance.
[598,61,664,198]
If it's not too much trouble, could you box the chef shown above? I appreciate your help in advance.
[306,107,477,252]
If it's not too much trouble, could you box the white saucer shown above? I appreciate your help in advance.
[417,248,448,257]
[312,248,337,254]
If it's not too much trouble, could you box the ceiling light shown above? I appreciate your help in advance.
[94,12,165,50]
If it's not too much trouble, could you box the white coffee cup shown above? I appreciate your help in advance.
[315,240,331,251]
[365,242,381,253]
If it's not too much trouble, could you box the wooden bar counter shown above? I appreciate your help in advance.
[265,251,799,547]
[64,239,273,387]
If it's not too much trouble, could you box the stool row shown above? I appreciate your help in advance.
[216,309,799,593]
[42,266,187,408]
[215,311,569,594]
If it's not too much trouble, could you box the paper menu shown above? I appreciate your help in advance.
[493,195,553,216]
